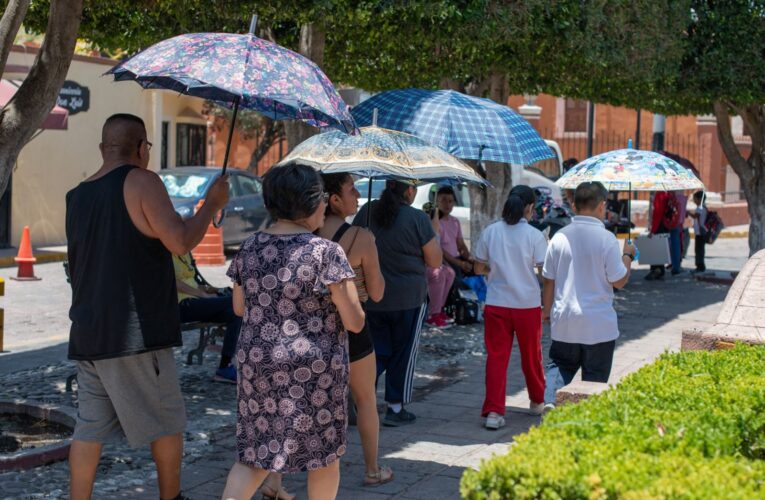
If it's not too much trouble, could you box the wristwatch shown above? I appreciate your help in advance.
[622,253,635,262]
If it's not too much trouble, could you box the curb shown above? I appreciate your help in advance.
[616,230,748,240]
[0,252,67,269]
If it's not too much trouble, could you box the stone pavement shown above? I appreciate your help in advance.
[0,238,748,499]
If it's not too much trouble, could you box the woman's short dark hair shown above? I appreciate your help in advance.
[502,185,536,225]
[574,181,608,211]
[374,180,411,229]
[321,172,352,216]
[436,185,455,199]
[262,163,323,221]
[693,190,704,201]
[563,157,579,171]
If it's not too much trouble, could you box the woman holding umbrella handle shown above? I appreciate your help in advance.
[222,164,364,500]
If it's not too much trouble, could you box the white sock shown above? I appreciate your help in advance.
[389,403,402,413]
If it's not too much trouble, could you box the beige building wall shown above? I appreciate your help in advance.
[5,47,206,247]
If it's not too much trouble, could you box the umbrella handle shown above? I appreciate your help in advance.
[221,96,242,176]
[213,209,226,228]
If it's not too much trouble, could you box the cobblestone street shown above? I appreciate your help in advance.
[0,238,748,499]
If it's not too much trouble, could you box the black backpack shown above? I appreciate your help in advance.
[453,298,480,325]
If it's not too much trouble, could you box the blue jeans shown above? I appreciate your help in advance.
[179,296,241,359]
[669,228,682,273]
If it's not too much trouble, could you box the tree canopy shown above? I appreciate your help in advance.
[21,1,764,117]
[11,0,765,250]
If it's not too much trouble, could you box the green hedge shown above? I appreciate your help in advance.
[461,344,765,499]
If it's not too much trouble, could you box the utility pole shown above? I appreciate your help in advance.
[586,101,595,158]
[635,109,641,149]
[652,114,665,151]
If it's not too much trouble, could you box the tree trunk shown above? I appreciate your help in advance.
[247,120,283,175]
[467,160,514,242]
[0,0,83,197]
[283,23,325,153]
[464,70,512,243]
[743,177,765,256]
[0,0,30,75]
[713,101,765,255]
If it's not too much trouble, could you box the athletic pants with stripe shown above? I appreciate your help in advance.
[366,304,427,405]
[481,305,545,416]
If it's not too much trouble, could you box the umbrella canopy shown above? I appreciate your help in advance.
[555,148,705,191]
[1,79,68,130]
[351,88,552,165]
[276,125,487,185]
[107,32,355,133]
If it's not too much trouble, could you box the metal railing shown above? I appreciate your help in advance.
[539,129,699,165]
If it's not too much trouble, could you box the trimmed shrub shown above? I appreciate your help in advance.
[461,344,765,499]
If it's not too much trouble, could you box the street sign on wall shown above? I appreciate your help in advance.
[57,80,90,115]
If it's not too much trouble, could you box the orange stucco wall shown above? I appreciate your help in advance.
[209,121,286,176]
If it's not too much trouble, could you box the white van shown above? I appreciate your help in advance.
[354,140,565,242]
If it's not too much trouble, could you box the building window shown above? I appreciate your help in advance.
[564,99,588,133]
[176,123,206,167]
[161,121,169,169]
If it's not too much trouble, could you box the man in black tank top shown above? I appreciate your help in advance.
[65,114,229,500]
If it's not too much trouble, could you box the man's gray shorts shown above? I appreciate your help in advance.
[73,348,186,448]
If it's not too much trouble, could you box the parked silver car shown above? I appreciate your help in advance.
[159,167,269,246]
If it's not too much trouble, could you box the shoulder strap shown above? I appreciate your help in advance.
[347,226,362,254]
[331,222,352,243]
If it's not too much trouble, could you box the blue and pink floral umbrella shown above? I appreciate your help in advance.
[555,147,705,231]
[555,148,704,192]
[107,17,355,175]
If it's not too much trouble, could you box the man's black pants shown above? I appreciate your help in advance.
[543,339,616,404]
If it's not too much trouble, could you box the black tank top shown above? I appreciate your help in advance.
[65,165,181,360]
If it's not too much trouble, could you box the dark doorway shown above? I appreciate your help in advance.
[161,121,169,169]
[176,123,206,166]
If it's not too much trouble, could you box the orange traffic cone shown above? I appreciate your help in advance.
[191,201,226,266]
[11,226,41,281]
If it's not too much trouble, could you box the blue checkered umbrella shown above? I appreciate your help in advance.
[352,88,553,165]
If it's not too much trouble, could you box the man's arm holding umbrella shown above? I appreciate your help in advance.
[126,170,229,255]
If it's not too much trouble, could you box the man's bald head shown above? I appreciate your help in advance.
[101,113,147,158]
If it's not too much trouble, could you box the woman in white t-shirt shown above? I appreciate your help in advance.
[473,185,547,430]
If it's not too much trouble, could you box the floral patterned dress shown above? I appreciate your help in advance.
[227,232,355,473]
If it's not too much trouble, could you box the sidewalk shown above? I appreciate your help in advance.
[615,224,750,240]
[0,245,67,268]
[0,239,748,499]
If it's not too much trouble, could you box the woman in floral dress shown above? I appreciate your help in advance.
[222,164,365,500]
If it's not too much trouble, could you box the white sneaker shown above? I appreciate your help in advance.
[485,412,505,430]
[542,403,556,416]
[529,402,545,416]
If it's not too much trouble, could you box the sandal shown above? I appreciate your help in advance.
[261,484,296,500]
[363,465,394,487]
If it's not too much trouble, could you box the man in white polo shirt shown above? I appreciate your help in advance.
[541,181,636,410]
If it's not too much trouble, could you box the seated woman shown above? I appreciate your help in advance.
[222,163,365,500]
[436,186,473,270]
[173,252,241,383]
[425,186,471,327]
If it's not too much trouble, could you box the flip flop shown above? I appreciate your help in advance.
[261,484,296,500]
[363,465,394,487]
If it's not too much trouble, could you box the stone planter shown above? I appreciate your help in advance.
[682,249,765,350]
[0,400,76,471]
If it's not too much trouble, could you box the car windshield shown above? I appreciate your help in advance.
[160,172,212,199]
[354,178,387,199]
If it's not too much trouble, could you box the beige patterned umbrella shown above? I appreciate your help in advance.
[277,125,487,185]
